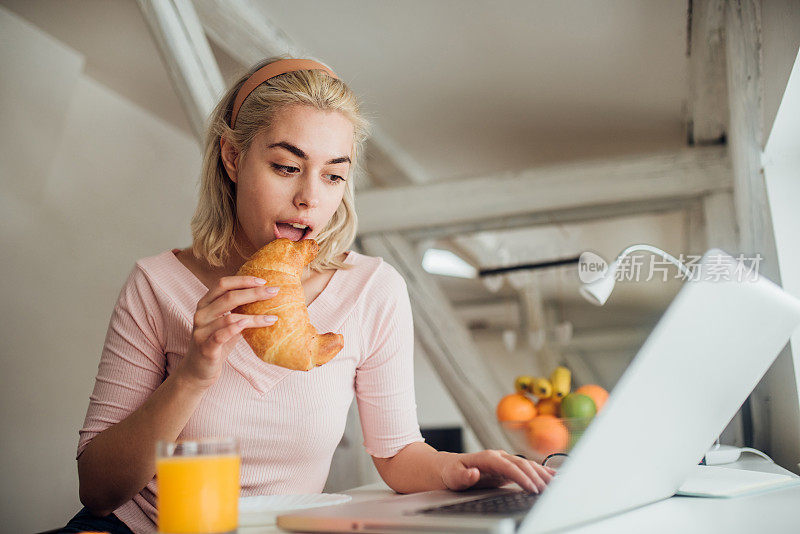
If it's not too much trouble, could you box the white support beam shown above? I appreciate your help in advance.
[137,0,225,140]
[470,323,651,353]
[685,198,707,255]
[726,0,778,271]
[456,300,520,330]
[193,0,300,60]
[725,0,796,468]
[688,0,729,145]
[685,191,740,256]
[356,147,731,237]
[564,327,650,353]
[703,190,740,253]
[359,233,515,451]
[686,1,742,448]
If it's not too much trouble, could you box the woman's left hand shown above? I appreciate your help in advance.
[440,450,557,494]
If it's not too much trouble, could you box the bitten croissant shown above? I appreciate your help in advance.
[233,238,344,371]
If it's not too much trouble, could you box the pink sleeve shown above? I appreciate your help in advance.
[76,265,167,459]
[355,265,425,458]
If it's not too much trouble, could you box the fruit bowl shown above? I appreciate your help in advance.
[500,415,594,464]
[496,378,608,463]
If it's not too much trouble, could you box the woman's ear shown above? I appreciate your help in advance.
[219,136,240,183]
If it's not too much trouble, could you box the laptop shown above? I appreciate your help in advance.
[277,249,800,534]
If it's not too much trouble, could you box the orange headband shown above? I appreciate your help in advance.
[228,59,339,128]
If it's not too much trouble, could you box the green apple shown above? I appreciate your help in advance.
[560,393,597,420]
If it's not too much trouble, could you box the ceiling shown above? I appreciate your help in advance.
[3,0,697,342]
[2,0,689,179]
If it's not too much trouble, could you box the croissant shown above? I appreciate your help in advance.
[233,238,344,371]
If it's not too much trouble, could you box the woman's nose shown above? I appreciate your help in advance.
[294,175,320,209]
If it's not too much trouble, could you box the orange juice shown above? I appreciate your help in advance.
[156,454,240,533]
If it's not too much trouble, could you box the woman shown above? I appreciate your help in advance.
[61,56,555,534]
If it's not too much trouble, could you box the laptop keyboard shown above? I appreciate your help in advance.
[415,491,540,516]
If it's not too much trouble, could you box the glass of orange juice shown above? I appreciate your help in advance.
[156,437,240,534]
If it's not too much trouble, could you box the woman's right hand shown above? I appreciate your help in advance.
[178,276,279,389]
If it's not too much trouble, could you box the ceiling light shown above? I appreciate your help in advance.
[422,248,477,279]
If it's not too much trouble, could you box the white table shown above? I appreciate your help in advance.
[240,455,800,533]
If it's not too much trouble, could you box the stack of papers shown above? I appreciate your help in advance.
[676,465,800,498]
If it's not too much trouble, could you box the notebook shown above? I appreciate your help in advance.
[676,465,800,498]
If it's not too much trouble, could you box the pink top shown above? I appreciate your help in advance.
[77,248,424,534]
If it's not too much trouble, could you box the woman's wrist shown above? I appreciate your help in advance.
[173,363,215,393]
[438,451,460,488]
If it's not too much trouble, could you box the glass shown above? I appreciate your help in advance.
[156,437,240,534]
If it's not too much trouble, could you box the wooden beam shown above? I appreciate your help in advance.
[456,300,520,329]
[356,147,731,237]
[688,0,729,145]
[193,0,300,60]
[359,233,515,451]
[470,323,651,353]
[408,195,701,242]
[725,0,793,462]
[137,0,225,140]
[703,190,740,253]
[726,0,778,272]
[685,0,743,448]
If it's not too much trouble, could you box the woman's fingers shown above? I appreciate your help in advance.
[463,450,558,494]
[495,456,539,494]
[195,279,280,328]
[179,290,279,387]
[194,313,278,346]
[506,455,550,493]
[197,276,265,309]
[464,451,542,494]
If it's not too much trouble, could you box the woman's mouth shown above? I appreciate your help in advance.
[274,222,311,241]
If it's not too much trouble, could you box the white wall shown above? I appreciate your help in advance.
[0,6,199,531]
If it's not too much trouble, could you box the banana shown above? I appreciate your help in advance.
[550,366,572,400]
[530,377,553,398]
[514,375,534,394]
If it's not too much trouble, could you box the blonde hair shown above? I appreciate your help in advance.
[190,55,370,272]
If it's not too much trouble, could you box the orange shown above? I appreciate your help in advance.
[496,393,537,429]
[536,397,560,417]
[576,384,609,412]
[526,415,570,457]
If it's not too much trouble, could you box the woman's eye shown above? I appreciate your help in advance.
[271,164,344,183]
[271,164,298,175]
